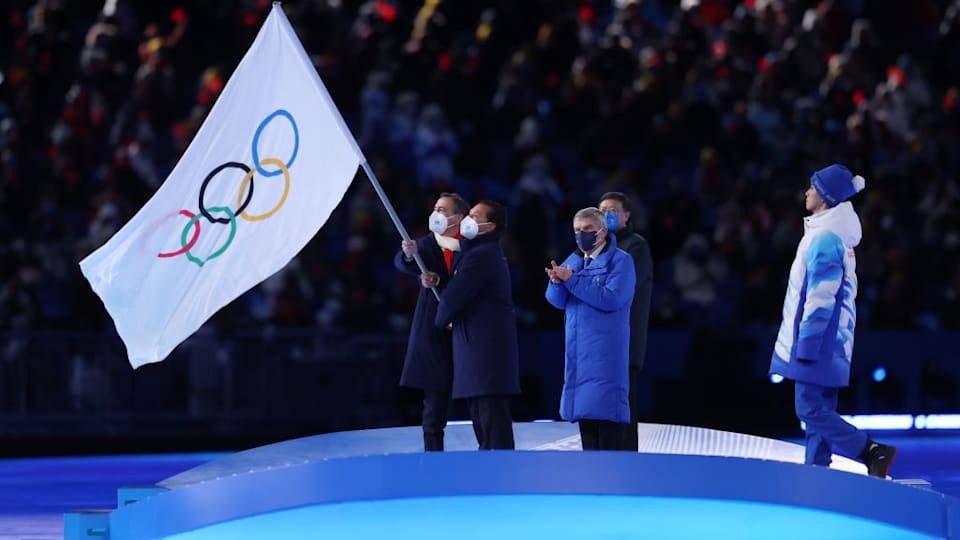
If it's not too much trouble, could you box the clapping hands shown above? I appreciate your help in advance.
[544,260,573,284]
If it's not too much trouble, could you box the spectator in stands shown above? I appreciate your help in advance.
[0,0,958,338]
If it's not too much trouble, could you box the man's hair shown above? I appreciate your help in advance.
[598,191,631,213]
[574,207,606,229]
[478,199,507,238]
[439,192,470,216]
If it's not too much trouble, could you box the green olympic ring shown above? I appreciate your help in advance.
[180,206,236,268]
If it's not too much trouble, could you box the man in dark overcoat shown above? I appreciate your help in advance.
[598,192,653,450]
[394,192,469,451]
[432,200,520,450]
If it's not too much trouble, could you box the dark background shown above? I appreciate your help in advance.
[1,0,958,455]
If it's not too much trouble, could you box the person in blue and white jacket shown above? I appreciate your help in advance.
[545,207,636,450]
[770,163,897,478]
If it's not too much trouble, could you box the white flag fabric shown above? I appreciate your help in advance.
[80,4,363,368]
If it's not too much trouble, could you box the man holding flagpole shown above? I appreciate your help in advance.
[393,192,469,451]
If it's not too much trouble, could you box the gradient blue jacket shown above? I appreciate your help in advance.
[769,201,861,388]
[546,235,635,423]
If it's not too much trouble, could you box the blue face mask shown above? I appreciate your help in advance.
[575,230,598,252]
[604,211,621,232]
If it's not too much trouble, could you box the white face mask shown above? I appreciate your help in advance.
[459,216,479,239]
[459,216,491,239]
[428,211,452,235]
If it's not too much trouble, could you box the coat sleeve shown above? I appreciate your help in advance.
[394,237,439,277]
[796,232,845,361]
[545,281,568,309]
[393,249,419,275]
[434,250,488,327]
[546,252,578,309]
[563,252,636,312]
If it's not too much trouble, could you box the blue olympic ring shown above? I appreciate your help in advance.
[251,109,299,178]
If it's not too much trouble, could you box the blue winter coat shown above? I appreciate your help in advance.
[769,201,861,388]
[545,235,636,423]
[393,234,457,392]
[434,234,521,399]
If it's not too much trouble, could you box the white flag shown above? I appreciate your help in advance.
[80,4,363,368]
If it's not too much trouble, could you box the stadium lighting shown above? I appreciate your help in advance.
[921,414,960,430]
[800,414,960,432]
[840,414,914,430]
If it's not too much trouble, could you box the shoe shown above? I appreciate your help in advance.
[860,440,898,478]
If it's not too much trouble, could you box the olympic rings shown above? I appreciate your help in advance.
[237,158,289,222]
[155,109,298,267]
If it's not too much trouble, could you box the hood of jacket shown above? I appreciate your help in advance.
[803,201,862,249]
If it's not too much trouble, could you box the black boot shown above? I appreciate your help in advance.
[859,439,898,478]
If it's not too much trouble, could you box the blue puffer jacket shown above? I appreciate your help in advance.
[769,201,861,388]
[545,235,635,423]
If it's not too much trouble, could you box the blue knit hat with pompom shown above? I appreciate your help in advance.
[811,164,866,207]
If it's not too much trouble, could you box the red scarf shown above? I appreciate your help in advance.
[442,234,463,273]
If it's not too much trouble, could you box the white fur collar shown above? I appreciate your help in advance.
[434,233,461,251]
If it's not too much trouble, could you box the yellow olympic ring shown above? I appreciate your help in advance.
[236,157,290,222]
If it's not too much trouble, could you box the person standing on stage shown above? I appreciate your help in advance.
[432,200,520,450]
[598,192,652,450]
[770,164,897,477]
[394,192,469,451]
[545,207,636,450]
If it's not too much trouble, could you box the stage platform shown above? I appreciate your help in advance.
[156,420,868,489]
[81,422,960,539]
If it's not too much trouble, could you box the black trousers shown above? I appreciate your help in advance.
[422,390,450,452]
[620,365,641,451]
[466,395,515,450]
[580,419,631,450]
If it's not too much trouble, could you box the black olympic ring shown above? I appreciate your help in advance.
[198,162,254,224]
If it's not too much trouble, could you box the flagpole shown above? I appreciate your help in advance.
[270,3,440,301]
[360,161,441,301]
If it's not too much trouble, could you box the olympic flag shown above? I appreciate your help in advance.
[80,4,363,368]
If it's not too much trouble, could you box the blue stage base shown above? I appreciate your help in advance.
[90,423,960,539]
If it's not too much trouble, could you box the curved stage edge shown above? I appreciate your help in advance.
[102,423,959,540]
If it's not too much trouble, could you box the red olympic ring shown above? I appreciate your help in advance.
[157,210,200,258]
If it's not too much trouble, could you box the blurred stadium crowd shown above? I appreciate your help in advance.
[1,0,959,337]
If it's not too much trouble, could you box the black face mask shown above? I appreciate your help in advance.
[575,230,598,252]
